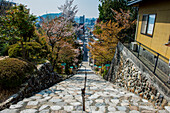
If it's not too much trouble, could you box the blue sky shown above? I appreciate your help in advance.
[12,0,100,18]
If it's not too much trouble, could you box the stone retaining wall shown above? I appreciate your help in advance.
[105,42,170,108]
[117,58,168,108]
[0,61,64,110]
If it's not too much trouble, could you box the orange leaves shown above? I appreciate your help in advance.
[111,8,136,30]
[89,9,135,65]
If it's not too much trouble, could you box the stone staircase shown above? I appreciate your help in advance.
[77,62,94,74]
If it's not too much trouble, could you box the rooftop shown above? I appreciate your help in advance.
[127,0,143,6]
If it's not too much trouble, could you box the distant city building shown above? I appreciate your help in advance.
[74,17,79,23]
[85,18,91,24]
[80,15,85,24]
[79,15,85,33]
[90,18,96,26]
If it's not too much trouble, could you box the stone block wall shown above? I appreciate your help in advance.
[116,58,168,108]
[105,42,170,109]
[0,62,64,110]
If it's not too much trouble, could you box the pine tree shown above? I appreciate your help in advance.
[0,4,37,59]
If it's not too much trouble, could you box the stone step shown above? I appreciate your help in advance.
[3,68,162,113]
[164,106,170,113]
[77,71,94,74]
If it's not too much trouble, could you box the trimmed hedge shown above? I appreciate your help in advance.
[0,58,34,88]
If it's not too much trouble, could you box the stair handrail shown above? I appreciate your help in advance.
[81,65,87,111]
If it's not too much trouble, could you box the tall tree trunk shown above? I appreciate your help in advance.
[20,41,26,59]
[50,44,54,64]
[52,47,60,71]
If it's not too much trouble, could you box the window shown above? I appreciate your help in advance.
[141,15,148,34]
[141,14,156,36]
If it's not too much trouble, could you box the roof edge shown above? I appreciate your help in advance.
[127,0,143,6]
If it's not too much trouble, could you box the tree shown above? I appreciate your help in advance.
[88,21,123,65]
[98,0,128,22]
[0,4,37,59]
[111,9,136,38]
[8,41,46,61]
[58,41,79,67]
[88,8,136,66]
[58,0,78,22]
[0,0,14,16]
[41,16,77,70]
[41,0,82,70]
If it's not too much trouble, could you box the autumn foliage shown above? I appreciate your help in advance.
[88,9,136,66]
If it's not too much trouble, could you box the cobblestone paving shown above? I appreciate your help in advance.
[0,63,168,113]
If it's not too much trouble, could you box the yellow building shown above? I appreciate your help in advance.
[128,0,170,59]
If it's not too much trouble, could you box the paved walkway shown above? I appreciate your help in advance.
[0,62,166,113]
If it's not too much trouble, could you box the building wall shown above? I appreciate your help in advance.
[136,0,170,59]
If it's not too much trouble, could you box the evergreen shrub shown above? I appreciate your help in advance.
[0,58,34,88]
[8,42,46,60]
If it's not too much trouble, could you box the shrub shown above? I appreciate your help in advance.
[95,67,99,71]
[8,44,21,58]
[56,64,62,74]
[65,64,70,75]
[8,42,47,60]
[102,66,108,78]
[0,58,34,88]
[0,42,9,56]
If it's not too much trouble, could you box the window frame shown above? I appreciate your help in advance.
[140,14,156,37]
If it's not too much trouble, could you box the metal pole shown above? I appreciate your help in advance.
[81,66,87,111]
[81,88,85,111]
[128,36,131,48]
[154,53,160,74]
[93,56,95,70]
[138,43,141,58]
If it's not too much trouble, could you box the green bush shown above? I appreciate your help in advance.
[65,64,70,75]
[56,64,62,74]
[0,42,9,56]
[8,42,47,60]
[102,66,108,78]
[8,44,21,58]
[0,58,34,88]
[95,67,99,71]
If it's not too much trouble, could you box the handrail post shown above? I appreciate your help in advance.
[81,65,87,111]
[138,43,141,58]
[154,53,160,74]
[128,36,131,48]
